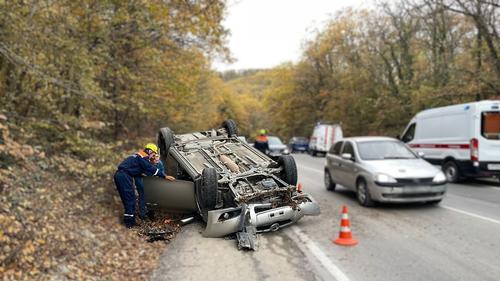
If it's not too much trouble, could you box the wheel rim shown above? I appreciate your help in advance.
[357,181,366,203]
[445,165,456,181]
[324,172,330,188]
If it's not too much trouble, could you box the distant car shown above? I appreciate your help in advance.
[324,137,447,207]
[267,136,290,156]
[289,137,309,153]
[401,100,500,183]
[309,123,343,156]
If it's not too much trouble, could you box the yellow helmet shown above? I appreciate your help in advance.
[259,129,267,135]
[145,143,159,154]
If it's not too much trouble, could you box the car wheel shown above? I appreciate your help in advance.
[278,155,298,185]
[324,170,336,191]
[443,161,461,183]
[222,119,238,137]
[196,168,218,221]
[158,127,174,163]
[356,178,374,207]
[311,150,317,157]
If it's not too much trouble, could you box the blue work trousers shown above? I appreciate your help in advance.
[114,170,136,219]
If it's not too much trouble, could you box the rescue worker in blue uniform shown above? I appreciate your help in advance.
[134,153,165,220]
[114,143,175,228]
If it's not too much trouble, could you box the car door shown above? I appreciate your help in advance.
[337,141,357,189]
[143,177,197,212]
[327,141,344,184]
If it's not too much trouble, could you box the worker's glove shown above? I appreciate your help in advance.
[165,175,175,181]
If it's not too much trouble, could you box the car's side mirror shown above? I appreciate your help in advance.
[341,153,353,161]
[417,151,425,158]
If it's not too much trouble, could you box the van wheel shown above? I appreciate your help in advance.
[356,178,374,207]
[324,170,336,191]
[196,168,218,222]
[443,161,461,183]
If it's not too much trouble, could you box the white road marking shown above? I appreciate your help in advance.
[441,205,500,225]
[290,226,351,281]
[296,164,323,175]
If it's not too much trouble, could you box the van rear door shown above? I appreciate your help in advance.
[478,106,500,164]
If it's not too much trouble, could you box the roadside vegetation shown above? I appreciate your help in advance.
[226,0,500,139]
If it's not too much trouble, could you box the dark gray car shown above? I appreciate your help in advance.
[144,120,320,249]
[324,137,447,206]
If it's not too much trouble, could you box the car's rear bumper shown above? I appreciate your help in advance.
[369,181,447,203]
[459,161,500,177]
[202,193,320,238]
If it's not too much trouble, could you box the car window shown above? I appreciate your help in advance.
[357,140,417,160]
[481,112,500,140]
[268,136,283,145]
[329,141,343,155]
[401,123,416,143]
[341,141,354,157]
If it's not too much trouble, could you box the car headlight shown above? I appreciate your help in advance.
[433,172,446,183]
[283,148,290,154]
[375,173,397,183]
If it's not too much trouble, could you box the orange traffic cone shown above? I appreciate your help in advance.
[297,183,303,193]
[333,205,358,246]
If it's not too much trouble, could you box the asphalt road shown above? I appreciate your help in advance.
[151,154,500,281]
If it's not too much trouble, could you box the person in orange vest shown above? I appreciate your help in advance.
[254,129,269,154]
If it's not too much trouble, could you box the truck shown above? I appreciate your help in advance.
[308,124,343,156]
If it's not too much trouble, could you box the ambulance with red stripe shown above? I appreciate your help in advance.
[400,100,500,182]
[309,123,343,156]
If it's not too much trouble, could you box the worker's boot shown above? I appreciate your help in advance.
[146,209,155,221]
[124,214,136,228]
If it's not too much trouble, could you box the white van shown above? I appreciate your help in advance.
[309,123,343,156]
[400,100,500,182]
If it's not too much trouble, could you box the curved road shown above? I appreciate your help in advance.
[151,154,500,281]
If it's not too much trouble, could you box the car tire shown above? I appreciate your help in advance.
[222,119,238,137]
[324,169,336,191]
[158,127,174,163]
[311,150,317,157]
[442,161,461,183]
[356,178,374,207]
[278,155,298,185]
[196,168,218,221]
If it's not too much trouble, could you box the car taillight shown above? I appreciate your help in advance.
[470,138,479,161]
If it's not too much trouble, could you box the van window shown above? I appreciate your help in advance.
[402,123,416,143]
[329,141,343,155]
[482,112,500,140]
[341,142,355,158]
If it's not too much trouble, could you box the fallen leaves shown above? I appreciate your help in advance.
[0,124,180,280]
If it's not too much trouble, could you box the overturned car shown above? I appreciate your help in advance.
[143,120,320,250]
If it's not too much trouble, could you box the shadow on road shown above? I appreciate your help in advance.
[327,186,443,211]
[459,178,500,188]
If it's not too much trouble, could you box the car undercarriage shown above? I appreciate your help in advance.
[144,120,320,250]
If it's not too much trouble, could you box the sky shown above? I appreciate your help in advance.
[213,0,371,71]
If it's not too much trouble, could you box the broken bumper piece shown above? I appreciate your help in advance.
[202,193,320,239]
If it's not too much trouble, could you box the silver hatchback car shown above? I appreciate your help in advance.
[324,137,447,206]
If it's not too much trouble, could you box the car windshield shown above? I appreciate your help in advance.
[268,136,284,146]
[357,140,416,160]
[293,137,308,144]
